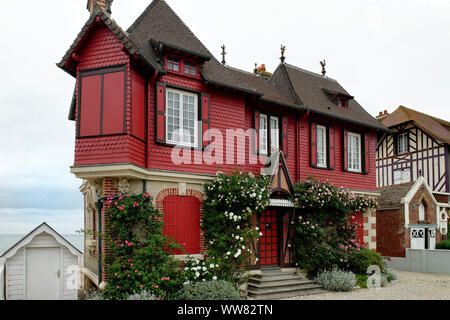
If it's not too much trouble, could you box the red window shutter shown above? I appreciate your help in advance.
[156,82,166,144]
[79,74,102,137]
[163,196,200,255]
[201,93,211,148]
[343,129,349,172]
[310,122,317,168]
[102,71,125,135]
[328,126,335,169]
[254,110,261,154]
[281,116,288,157]
[131,70,146,141]
[363,133,370,174]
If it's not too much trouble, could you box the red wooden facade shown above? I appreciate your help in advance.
[59,0,385,276]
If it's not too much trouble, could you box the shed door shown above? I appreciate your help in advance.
[26,247,61,300]
[410,228,425,250]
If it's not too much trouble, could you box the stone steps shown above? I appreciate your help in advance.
[247,268,327,300]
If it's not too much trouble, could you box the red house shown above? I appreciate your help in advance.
[58,0,387,289]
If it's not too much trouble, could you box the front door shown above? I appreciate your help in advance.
[259,209,279,266]
[26,247,61,300]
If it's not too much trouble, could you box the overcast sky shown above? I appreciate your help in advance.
[0,0,449,234]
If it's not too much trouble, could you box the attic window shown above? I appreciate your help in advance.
[184,61,197,76]
[338,98,348,108]
[167,57,179,72]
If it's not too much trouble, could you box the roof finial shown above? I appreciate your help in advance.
[320,59,326,76]
[280,45,286,64]
[221,44,227,65]
[254,63,258,74]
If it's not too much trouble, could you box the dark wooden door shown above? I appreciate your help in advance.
[259,209,279,266]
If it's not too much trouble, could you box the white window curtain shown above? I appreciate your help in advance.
[317,125,327,168]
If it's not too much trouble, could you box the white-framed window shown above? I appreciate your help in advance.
[166,88,198,147]
[397,132,408,154]
[259,114,268,154]
[348,132,361,172]
[167,57,180,72]
[316,125,327,168]
[419,202,425,221]
[184,61,197,76]
[270,116,279,152]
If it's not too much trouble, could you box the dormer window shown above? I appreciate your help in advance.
[167,57,180,72]
[338,98,348,108]
[184,61,197,76]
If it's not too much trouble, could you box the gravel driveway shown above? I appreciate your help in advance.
[286,271,450,300]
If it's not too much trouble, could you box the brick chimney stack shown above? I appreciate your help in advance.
[87,0,113,14]
[376,109,390,120]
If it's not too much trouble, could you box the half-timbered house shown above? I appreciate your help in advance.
[58,0,387,289]
[376,106,450,256]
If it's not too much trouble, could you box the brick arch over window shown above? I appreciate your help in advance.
[155,188,206,255]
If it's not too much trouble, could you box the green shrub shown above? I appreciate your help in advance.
[348,248,383,274]
[385,268,397,281]
[355,274,368,288]
[436,240,450,250]
[127,290,157,300]
[176,280,243,300]
[315,268,356,292]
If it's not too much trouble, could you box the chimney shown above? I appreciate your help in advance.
[87,0,113,14]
[255,64,272,78]
[376,109,390,120]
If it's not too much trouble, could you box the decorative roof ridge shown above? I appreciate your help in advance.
[284,63,338,82]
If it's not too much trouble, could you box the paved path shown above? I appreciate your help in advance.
[286,271,450,300]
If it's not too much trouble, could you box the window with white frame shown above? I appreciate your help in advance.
[397,132,408,154]
[167,57,180,72]
[348,132,361,172]
[166,88,198,147]
[419,202,425,221]
[316,125,327,168]
[259,114,268,154]
[270,116,279,152]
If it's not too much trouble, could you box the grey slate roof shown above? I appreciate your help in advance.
[377,181,416,209]
[126,0,257,94]
[270,63,387,130]
[60,0,388,132]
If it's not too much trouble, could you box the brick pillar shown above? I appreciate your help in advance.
[101,177,118,284]
[363,209,377,251]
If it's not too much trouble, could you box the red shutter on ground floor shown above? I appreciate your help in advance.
[163,196,200,255]
[342,128,349,171]
[328,126,335,169]
[156,82,166,144]
[201,93,210,148]
[310,122,318,168]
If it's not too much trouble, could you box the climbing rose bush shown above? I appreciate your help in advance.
[291,178,377,275]
[102,193,184,300]
[201,171,270,284]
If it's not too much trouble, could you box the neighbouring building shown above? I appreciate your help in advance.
[58,0,387,289]
[0,223,82,300]
[375,106,450,256]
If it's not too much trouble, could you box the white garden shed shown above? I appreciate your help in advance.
[0,222,82,300]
